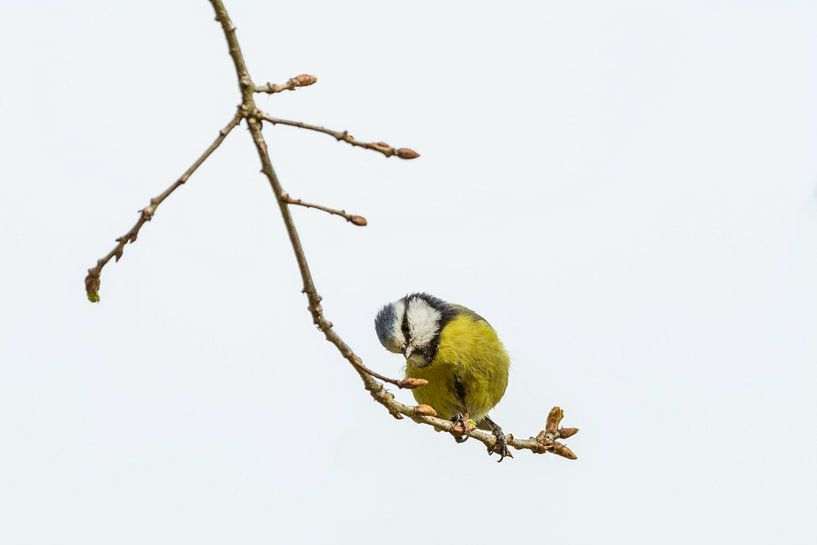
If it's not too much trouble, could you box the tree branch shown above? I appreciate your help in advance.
[207,0,578,460]
[85,0,579,461]
[258,112,420,160]
[84,111,242,302]
[282,193,367,226]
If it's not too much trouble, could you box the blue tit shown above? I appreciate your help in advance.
[374,293,512,460]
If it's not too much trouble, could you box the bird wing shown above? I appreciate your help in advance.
[449,303,490,326]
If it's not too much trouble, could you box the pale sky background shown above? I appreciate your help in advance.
[2,1,816,543]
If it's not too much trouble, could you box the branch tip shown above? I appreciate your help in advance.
[84,110,242,302]
[292,73,317,87]
[255,73,318,94]
[551,441,577,460]
[546,406,565,433]
[84,272,100,303]
[284,194,367,227]
[397,377,428,389]
[396,148,420,160]
[558,427,579,439]
[258,113,420,160]
[413,404,438,417]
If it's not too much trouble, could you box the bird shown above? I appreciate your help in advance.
[374,292,512,461]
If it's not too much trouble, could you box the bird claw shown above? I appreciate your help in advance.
[489,428,513,462]
[450,413,473,443]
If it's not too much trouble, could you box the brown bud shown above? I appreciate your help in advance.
[372,141,391,150]
[546,406,564,433]
[293,74,317,87]
[396,148,420,160]
[414,404,437,417]
[558,427,579,439]
[85,273,100,303]
[550,441,577,460]
[349,215,368,227]
[399,377,428,389]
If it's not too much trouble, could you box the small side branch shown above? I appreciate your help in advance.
[344,356,428,390]
[86,0,580,462]
[258,112,420,160]
[254,73,317,94]
[84,111,243,302]
[283,193,367,226]
[206,0,579,461]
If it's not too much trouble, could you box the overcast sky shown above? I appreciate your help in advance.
[2,1,817,543]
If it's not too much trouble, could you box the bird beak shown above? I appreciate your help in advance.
[404,345,414,359]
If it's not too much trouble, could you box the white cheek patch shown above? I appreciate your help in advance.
[406,298,441,348]
[391,299,406,349]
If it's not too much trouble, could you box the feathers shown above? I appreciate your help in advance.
[374,298,405,353]
[375,293,510,422]
[405,296,442,349]
[406,312,510,421]
[374,292,454,360]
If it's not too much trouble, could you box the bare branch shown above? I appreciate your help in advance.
[86,0,578,461]
[345,360,428,390]
[255,74,317,94]
[257,112,420,160]
[282,193,367,226]
[207,0,578,460]
[84,111,243,302]
[369,388,580,459]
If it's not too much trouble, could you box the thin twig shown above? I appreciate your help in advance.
[255,74,317,94]
[84,111,243,302]
[87,0,578,461]
[345,360,428,390]
[258,112,420,160]
[206,0,578,460]
[282,193,367,226]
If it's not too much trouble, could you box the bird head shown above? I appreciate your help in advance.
[374,293,452,367]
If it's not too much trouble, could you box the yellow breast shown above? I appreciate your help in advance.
[405,313,509,421]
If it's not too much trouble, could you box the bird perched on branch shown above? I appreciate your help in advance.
[374,293,512,461]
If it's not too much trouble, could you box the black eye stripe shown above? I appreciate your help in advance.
[401,305,410,344]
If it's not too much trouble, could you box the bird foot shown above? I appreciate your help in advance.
[450,413,476,443]
[489,427,513,462]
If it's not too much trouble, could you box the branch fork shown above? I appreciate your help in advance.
[84,0,579,462]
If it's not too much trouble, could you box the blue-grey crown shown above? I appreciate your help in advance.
[374,301,398,349]
[375,293,457,354]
